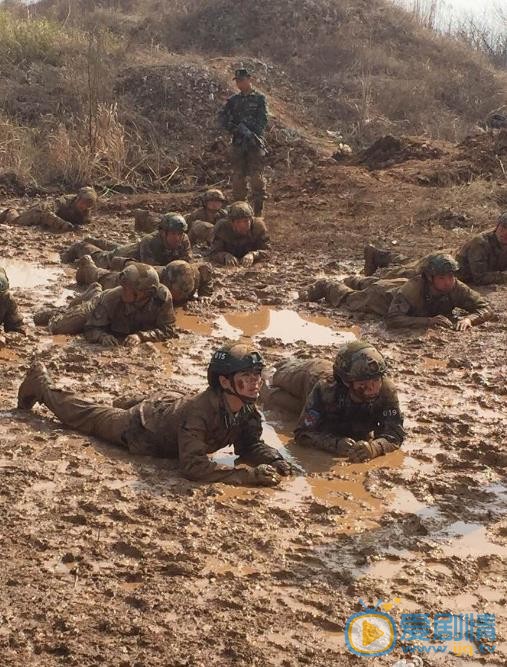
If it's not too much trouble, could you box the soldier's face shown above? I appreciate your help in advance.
[496,225,507,245]
[121,285,151,304]
[206,200,223,212]
[235,77,252,93]
[431,273,456,293]
[75,199,90,212]
[223,369,263,400]
[163,230,183,248]
[349,377,382,402]
[231,218,251,236]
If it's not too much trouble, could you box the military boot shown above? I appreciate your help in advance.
[33,308,59,326]
[324,282,353,307]
[76,255,100,285]
[17,361,52,410]
[61,241,98,264]
[298,279,328,302]
[363,244,394,276]
[0,208,20,224]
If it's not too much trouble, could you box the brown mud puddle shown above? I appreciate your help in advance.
[2,258,63,289]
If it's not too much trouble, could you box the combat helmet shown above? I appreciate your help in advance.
[76,187,98,206]
[161,260,195,301]
[202,189,226,204]
[228,201,254,221]
[119,263,160,291]
[333,340,387,384]
[207,343,265,392]
[159,212,188,233]
[0,267,9,293]
[421,253,459,277]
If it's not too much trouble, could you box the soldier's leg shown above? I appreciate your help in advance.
[75,255,111,285]
[15,208,44,227]
[230,145,248,201]
[300,279,354,307]
[61,241,104,264]
[260,385,304,414]
[17,362,132,445]
[0,208,20,224]
[38,211,74,233]
[84,237,119,251]
[363,244,409,276]
[340,279,407,315]
[247,146,267,216]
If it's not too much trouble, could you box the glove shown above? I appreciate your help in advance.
[223,253,239,267]
[348,439,387,463]
[99,334,120,347]
[271,458,304,476]
[251,464,281,487]
[124,334,141,347]
[240,252,255,268]
[428,315,453,329]
[314,435,355,455]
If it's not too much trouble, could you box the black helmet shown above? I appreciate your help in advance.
[159,213,188,233]
[207,343,265,389]
[421,253,459,277]
[333,340,387,383]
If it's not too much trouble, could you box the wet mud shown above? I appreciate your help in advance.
[0,170,506,666]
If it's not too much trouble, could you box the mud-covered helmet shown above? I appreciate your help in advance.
[161,260,196,300]
[159,213,188,233]
[119,263,160,291]
[497,211,507,228]
[228,201,254,221]
[207,343,265,388]
[202,189,226,204]
[76,186,98,206]
[0,267,9,293]
[333,340,387,383]
[421,253,459,277]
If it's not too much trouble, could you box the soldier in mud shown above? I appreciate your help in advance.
[18,344,300,485]
[363,211,507,286]
[301,254,493,331]
[74,257,213,305]
[34,263,177,346]
[0,187,98,233]
[185,189,227,245]
[0,267,25,339]
[209,201,270,267]
[265,341,405,463]
[62,213,192,268]
[219,68,268,217]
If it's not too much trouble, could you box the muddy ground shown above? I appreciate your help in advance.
[0,136,506,666]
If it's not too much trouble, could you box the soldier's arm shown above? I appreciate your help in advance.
[218,98,235,133]
[454,282,494,325]
[3,292,25,333]
[372,386,405,450]
[294,383,338,451]
[83,298,115,343]
[252,95,268,135]
[465,241,505,285]
[385,292,434,329]
[249,224,271,262]
[137,295,177,343]
[177,415,256,485]
[233,411,285,465]
[181,235,193,262]
[209,226,230,264]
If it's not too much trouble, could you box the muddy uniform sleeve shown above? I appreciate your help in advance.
[219,97,237,133]
[251,94,268,136]
[373,382,405,450]
[137,294,177,342]
[453,282,493,324]
[386,290,431,329]
[2,292,24,332]
[250,221,271,262]
[178,411,254,485]
[465,238,506,285]
[209,222,229,264]
[233,411,284,466]
[294,382,338,451]
[181,235,193,263]
[83,294,114,343]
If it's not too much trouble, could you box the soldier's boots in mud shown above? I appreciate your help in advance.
[363,244,396,276]
[76,255,101,285]
[300,279,353,307]
[0,208,20,224]
[17,361,52,409]
[33,282,102,327]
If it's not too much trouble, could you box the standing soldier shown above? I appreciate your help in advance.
[219,68,268,217]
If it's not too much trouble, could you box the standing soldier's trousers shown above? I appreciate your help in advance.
[231,145,267,215]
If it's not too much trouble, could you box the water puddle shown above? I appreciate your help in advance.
[436,521,506,558]
[2,258,63,289]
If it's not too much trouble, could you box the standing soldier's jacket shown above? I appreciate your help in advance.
[386,276,492,329]
[210,218,271,263]
[83,285,176,343]
[295,377,405,452]
[113,231,192,266]
[456,230,507,285]
[124,388,282,483]
[219,91,268,141]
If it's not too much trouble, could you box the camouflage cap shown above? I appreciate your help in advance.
[228,201,254,221]
[234,68,251,80]
[202,189,226,203]
[497,211,507,228]
[333,340,387,383]
[421,253,459,276]
[0,267,9,293]
[119,263,160,291]
[208,343,264,387]
[159,212,188,233]
[76,187,98,205]
[161,260,196,299]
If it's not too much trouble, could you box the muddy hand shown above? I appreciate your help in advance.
[99,334,120,347]
[253,464,281,486]
[348,440,374,463]
[124,334,141,347]
[455,317,472,332]
[272,459,304,476]
[428,315,453,329]
[240,252,254,268]
[224,253,239,267]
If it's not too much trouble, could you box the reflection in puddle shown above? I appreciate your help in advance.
[2,258,63,289]
[437,521,506,558]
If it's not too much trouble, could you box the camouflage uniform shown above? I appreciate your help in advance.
[210,217,270,264]
[456,230,507,285]
[262,358,333,414]
[185,206,227,245]
[0,268,24,333]
[219,88,268,215]
[10,187,97,233]
[64,230,193,269]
